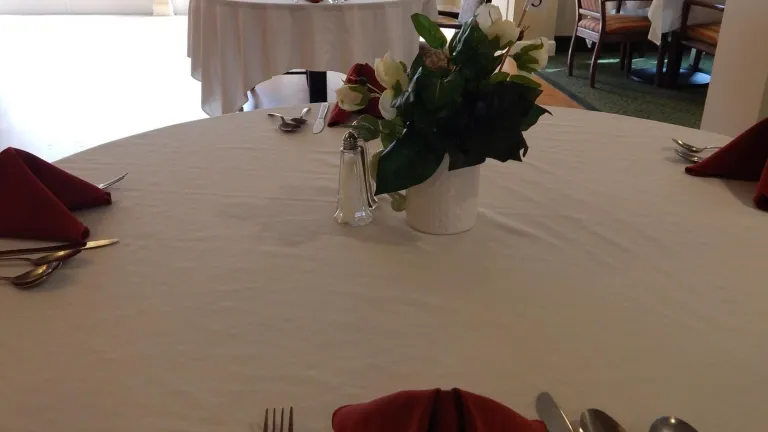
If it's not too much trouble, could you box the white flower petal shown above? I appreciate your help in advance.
[486,19,520,47]
[374,51,408,90]
[335,86,366,111]
[533,37,549,70]
[378,89,397,120]
[475,4,502,32]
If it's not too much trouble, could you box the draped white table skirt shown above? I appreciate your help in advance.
[648,0,725,45]
[188,0,438,116]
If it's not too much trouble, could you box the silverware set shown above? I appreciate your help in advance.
[99,173,128,190]
[672,138,722,164]
[537,392,698,432]
[268,107,311,132]
[259,407,294,432]
[0,240,119,289]
[0,172,127,289]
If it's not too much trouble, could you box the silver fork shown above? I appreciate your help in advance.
[98,173,128,190]
[261,407,293,432]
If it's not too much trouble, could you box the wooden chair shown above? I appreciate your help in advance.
[667,0,724,87]
[567,0,652,88]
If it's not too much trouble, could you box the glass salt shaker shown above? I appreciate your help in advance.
[351,119,378,210]
[334,131,374,226]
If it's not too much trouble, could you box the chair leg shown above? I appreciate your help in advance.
[625,43,633,77]
[619,43,626,71]
[567,30,578,77]
[655,34,668,87]
[692,49,703,71]
[638,40,647,58]
[589,38,603,88]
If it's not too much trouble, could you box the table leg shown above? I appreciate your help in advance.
[629,33,711,87]
[307,71,328,103]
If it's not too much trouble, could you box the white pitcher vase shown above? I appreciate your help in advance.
[405,155,480,235]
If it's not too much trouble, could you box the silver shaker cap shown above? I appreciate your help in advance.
[342,131,360,151]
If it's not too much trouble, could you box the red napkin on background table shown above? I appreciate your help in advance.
[328,63,386,127]
[685,117,768,211]
[0,147,112,242]
[332,388,547,432]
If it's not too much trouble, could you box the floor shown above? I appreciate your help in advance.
[0,15,580,162]
[537,46,710,129]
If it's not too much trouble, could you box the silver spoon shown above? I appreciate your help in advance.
[580,409,628,432]
[673,139,722,153]
[267,113,302,132]
[675,149,705,164]
[0,249,81,266]
[288,107,311,125]
[99,173,128,190]
[0,262,62,289]
[649,416,698,432]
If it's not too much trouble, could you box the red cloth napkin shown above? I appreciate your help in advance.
[328,63,386,127]
[685,117,768,211]
[0,147,112,242]
[332,388,547,432]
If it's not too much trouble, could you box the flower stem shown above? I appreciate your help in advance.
[366,84,383,95]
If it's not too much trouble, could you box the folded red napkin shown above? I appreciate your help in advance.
[328,63,386,127]
[685,117,768,211]
[332,388,547,432]
[0,147,112,242]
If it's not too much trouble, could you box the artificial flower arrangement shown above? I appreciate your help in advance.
[335,4,550,199]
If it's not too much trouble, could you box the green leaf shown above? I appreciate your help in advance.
[508,74,541,89]
[379,118,404,150]
[520,104,551,131]
[490,71,511,83]
[513,51,539,66]
[521,39,545,54]
[374,128,444,195]
[420,71,465,110]
[342,114,381,141]
[411,13,447,50]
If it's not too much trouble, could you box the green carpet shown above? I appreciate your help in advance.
[537,50,711,129]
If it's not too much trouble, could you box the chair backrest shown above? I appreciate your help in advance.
[458,0,492,24]
[579,0,602,13]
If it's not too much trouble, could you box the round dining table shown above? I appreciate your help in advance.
[187,0,437,116]
[1,106,766,432]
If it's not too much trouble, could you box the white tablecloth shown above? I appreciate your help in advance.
[188,0,437,116]
[648,0,725,44]
[2,107,767,432]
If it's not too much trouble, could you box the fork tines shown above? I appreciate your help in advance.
[263,407,293,432]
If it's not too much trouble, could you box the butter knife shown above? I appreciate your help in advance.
[0,238,119,258]
[312,102,329,134]
[536,392,574,432]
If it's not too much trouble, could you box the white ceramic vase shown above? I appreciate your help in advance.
[405,155,480,235]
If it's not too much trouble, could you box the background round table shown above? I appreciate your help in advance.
[1,106,765,432]
[187,0,437,116]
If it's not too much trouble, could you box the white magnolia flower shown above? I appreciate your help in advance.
[475,3,503,33]
[374,52,409,91]
[512,37,549,72]
[378,89,397,120]
[335,85,367,111]
[486,19,521,47]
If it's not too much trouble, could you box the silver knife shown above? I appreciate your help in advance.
[536,392,574,432]
[312,102,329,134]
[0,238,119,258]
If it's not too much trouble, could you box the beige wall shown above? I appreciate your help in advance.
[512,0,561,40]
[701,0,768,136]
[556,0,576,36]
